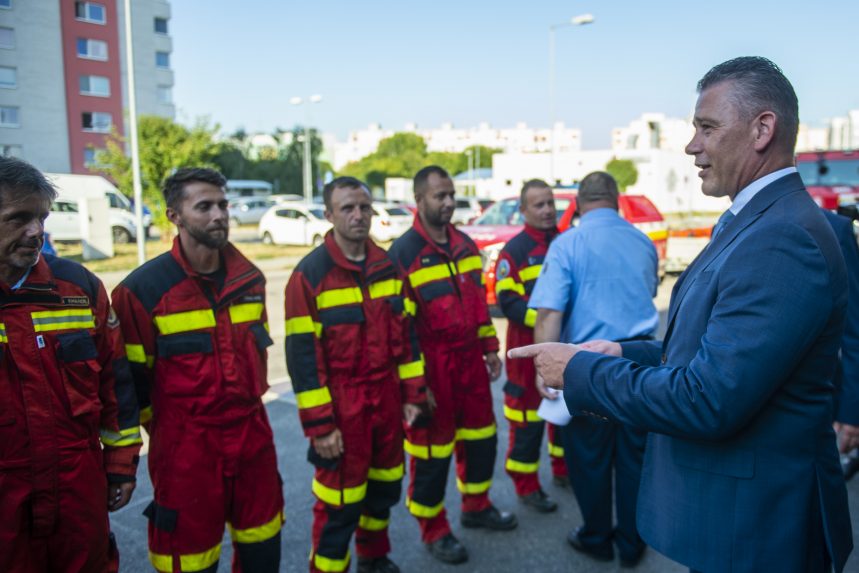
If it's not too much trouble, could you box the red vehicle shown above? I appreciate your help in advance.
[459,192,668,305]
[796,150,859,211]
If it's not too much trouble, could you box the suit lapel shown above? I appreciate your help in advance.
[662,173,806,348]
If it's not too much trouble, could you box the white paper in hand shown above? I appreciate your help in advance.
[537,390,572,426]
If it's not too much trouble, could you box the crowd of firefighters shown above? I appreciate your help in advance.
[0,156,620,573]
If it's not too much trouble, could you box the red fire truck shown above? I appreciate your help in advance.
[796,150,859,215]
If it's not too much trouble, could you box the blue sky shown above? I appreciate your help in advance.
[171,0,859,149]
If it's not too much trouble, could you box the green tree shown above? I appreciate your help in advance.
[605,158,639,192]
[96,115,220,232]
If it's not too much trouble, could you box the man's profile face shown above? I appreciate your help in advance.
[417,173,455,228]
[168,182,229,250]
[685,80,758,200]
[0,190,49,274]
[520,186,557,230]
[325,185,372,243]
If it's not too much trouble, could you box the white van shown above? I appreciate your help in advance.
[44,173,151,243]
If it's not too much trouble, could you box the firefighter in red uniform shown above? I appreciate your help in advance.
[285,177,427,573]
[495,179,568,513]
[388,166,517,565]
[0,157,141,573]
[112,168,283,573]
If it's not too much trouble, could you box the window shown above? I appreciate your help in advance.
[156,85,172,104]
[52,201,79,213]
[155,51,170,68]
[0,144,22,157]
[0,27,14,49]
[154,17,168,34]
[75,2,105,24]
[82,112,112,133]
[0,106,19,127]
[0,66,16,88]
[79,75,109,96]
[76,38,107,60]
[83,147,98,167]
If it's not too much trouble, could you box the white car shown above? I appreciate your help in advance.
[451,197,493,226]
[371,202,413,242]
[46,194,148,243]
[258,203,331,246]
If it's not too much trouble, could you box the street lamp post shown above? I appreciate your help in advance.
[289,95,323,203]
[548,13,594,185]
[123,0,145,266]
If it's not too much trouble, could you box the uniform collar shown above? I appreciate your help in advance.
[411,214,463,255]
[323,230,387,272]
[524,223,558,245]
[170,235,255,282]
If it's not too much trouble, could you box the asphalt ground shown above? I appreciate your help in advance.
[99,252,859,572]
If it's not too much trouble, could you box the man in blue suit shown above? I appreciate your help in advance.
[509,56,853,572]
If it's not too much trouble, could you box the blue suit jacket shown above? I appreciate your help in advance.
[564,173,852,572]
[825,210,859,425]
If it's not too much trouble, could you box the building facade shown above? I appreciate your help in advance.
[0,0,173,174]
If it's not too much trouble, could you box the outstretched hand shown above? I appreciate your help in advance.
[508,342,580,391]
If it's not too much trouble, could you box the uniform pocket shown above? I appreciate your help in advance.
[155,332,214,396]
[56,330,102,417]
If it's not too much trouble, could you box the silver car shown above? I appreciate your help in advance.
[229,197,275,226]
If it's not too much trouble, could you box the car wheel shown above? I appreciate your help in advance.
[262,232,274,245]
[312,235,323,247]
[112,226,132,244]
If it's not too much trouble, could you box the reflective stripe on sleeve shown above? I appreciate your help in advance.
[547,442,565,458]
[0,323,6,343]
[408,263,452,288]
[367,463,404,482]
[524,308,537,328]
[317,287,363,309]
[285,316,322,338]
[368,279,403,299]
[125,343,155,368]
[31,309,95,332]
[519,264,542,281]
[455,423,496,441]
[139,406,153,425]
[100,426,143,447]
[229,303,264,324]
[403,298,417,316]
[154,309,216,335]
[397,356,424,380]
[495,277,524,296]
[228,511,283,544]
[312,478,367,506]
[478,324,497,339]
[295,386,332,410]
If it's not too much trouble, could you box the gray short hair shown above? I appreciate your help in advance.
[578,172,619,207]
[697,56,799,153]
[0,156,57,208]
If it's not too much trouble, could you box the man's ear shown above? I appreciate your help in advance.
[324,209,334,224]
[166,206,181,227]
[752,111,777,152]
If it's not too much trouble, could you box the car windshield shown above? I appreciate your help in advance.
[797,158,859,186]
[473,197,571,225]
[308,208,325,219]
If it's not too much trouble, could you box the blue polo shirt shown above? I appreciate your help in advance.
[529,208,658,344]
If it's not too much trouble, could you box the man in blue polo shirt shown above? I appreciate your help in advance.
[527,171,658,567]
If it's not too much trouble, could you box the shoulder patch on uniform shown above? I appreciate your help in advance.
[107,307,120,329]
[496,259,511,280]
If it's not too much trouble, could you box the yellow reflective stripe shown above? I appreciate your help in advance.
[180,544,221,572]
[31,309,95,332]
[495,277,524,295]
[295,386,332,410]
[456,477,492,494]
[519,264,542,281]
[398,356,424,380]
[140,406,153,425]
[369,279,402,299]
[229,511,283,544]
[285,316,322,337]
[0,323,6,343]
[648,229,669,241]
[404,439,455,460]
[229,303,264,324]
[548,442,565,457]
[100,426,143,447]
[358,515,389,531]
[408,263,452,288]
[312,478,367,505]
[456,423,496,441]
[126,343,155,367]
[524,308,537,328]
[368,463,404,482]
[154,309,215,335]
[317,287,363,309]
[503,405,542,423]
[478,324,496,339]
[457,255,483,275]
[406,497,444,518]
[404,298,417,316]
[149,550,173,572]
[313,550,351,572]
[506,458,540,473]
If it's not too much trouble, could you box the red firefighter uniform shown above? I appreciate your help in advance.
[111,238,283,573]
[494,224,567,497]
[387,216,500,543]
[0,255,141,573]
[285,232,427,573]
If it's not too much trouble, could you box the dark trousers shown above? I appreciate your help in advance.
[561,415,647,560]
